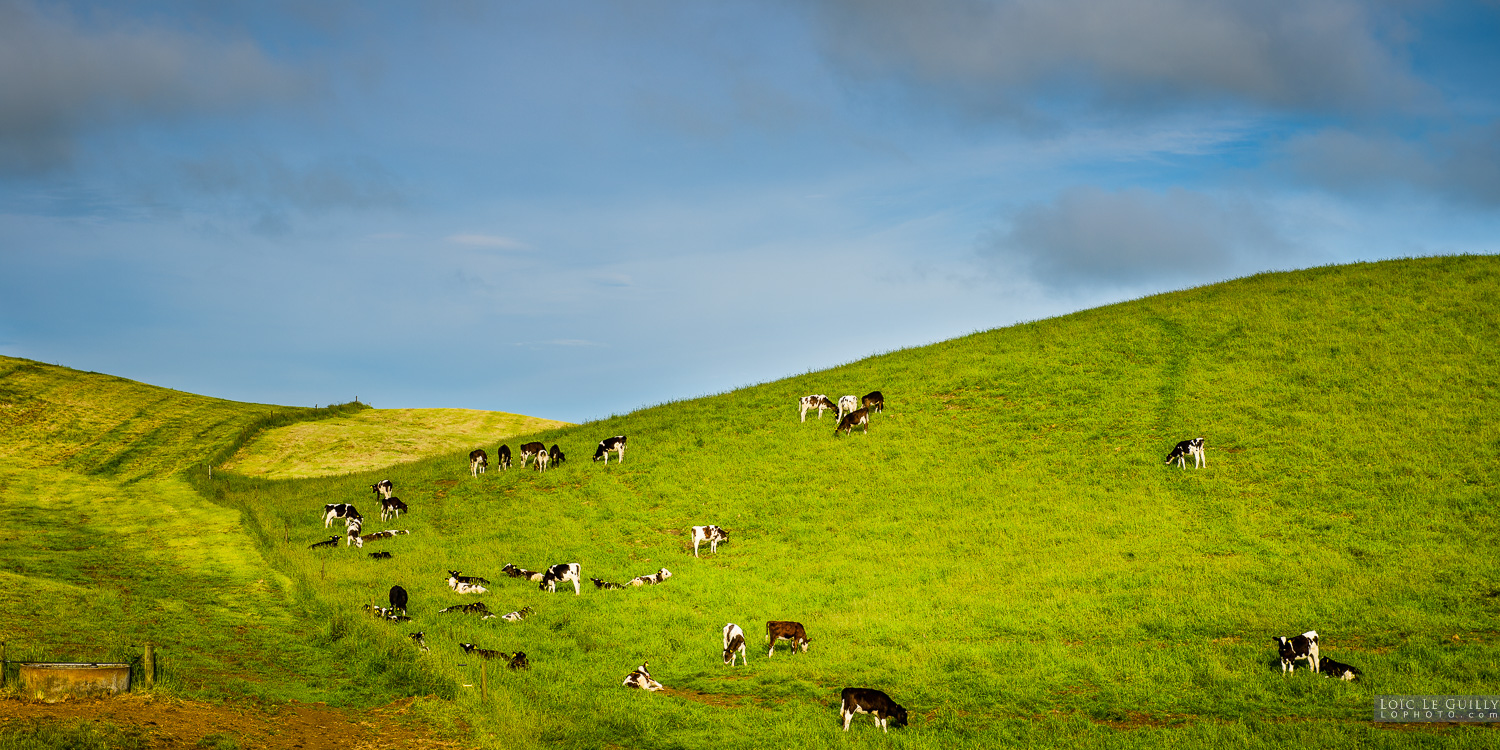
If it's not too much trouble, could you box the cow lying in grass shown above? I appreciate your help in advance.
[439,601,494,618]
[592,577,625,590]
[309,536,339,550]
[502,563,545,581]
[500,606,534,622]
[628,568,672,586]
[409,631,429,652]
[1319,657,1361,681]
[363,604,411,622]
[622,662,664,691]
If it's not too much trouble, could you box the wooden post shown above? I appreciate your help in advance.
[481,661,488,701]
[2,641,7,688]
[143,642,155,689]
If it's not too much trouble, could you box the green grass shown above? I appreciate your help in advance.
[0,719,146,750]
[5,255,1499,748]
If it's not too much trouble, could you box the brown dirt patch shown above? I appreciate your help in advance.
[0,693,463,750]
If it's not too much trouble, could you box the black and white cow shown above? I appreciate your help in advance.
[1273,630,1320,674]
[837,395,858,421]
[766,621,810,656]
[370,479,394,500]
[389,585,409,615]
[534,448,551,472]
[539,562,582,595]
[363,604,411,622]
[450,580,487,594]
[459,642,506,660]
[722,623,748,666]
[448,570,491,587]
[469,448,488,476]
[502,563,546,582]
[593,436,627,464]
[799,394,836,422]
[1165,437,1206,469]
[1318,657,1361,681]
[591,577,624,590]
[550,444,566,466]
[323,503,361,528]
[309,535,339,550]
[507,651,530,670]
[861,390,885,414]
[368,551,393,559]
[519,441,546,468]
[834,408,870,436]
[840,688,908,733]
[628,568,672,586]
[622,662,664,691]
[500,606,534,622]
[438,601,493,616]
[379,496,408,521]
[409,631,430,652]
[497,444,513,471]
[345,517,364,547]
[691,525,728,557]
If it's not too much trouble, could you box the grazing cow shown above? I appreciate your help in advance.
[592,577,624,590]
[438,601,493,616]
[799,394,836,422]
[409,631,429,652]
[519,441,546,468]
[539,562,582,595]
[502,563,546,582]
[722,623,748,666]
[345,517,365,548]
[550,444,566,466]
[766,621,810,656]
[840,688,908,733]
[379,496,408,521]
[861,390,885,414]
[628,568,672,586]
[1166,437,1206,469]
[500,606,534,622]
[534,449,551,472]
[309,535,339,550]
[691,525,728,557]
[368,551,393,559]
[837,395,859,421]
[1319,657,1361,681]
[508,651,530,670]
[497,444,512,471]
[1273,630,1320,674]
[834,408,870,436]
[389,585,409,615]
[622,662,664,691]
[459,642,506,660]
[370,479,394,500]
[448,570,491,587]
[323,503,361,528]
[593,436,626,464]
[470,448,488,476]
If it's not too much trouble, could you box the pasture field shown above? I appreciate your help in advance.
[221,408,571,479]
[203,255,1500,748]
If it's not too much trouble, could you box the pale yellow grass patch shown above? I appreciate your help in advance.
[222,408,570,479]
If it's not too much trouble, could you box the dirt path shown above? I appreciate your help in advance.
[0,693,464,750]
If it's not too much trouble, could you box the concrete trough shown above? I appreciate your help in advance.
[17,662,132,702]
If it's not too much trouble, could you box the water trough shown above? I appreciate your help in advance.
[17,662,132,702]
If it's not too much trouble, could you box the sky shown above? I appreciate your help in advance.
[2,0,1498,424]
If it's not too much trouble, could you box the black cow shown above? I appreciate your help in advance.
[519,441,546,468]
[309,535,339,550]
[379,496,408,521]
[840,688,908,733]
[389,585,408,615]
[497,444,512,470]
[1319,657,1361,681]
[835,408,870,436]
[861,391,885,414]
[469,448,488,476]
[550,444,566,466]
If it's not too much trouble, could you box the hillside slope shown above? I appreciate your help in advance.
[214,255,1500,748]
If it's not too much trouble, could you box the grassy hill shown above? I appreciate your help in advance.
[4,255,1498,749]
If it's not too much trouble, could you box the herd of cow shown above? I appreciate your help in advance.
[305,389,1352,737]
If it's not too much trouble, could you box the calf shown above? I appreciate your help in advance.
[379,496,408,521]
[799,394,836,422]
[470,448,488,476]
[1319,657,1361,681]
[389,585,409,615]
[840,688,908,733]
[1165,437,1206,469]
[622,662,664,691]
[534,449,551,472]
[837,395,858,421]
[592,577,625,590]
[1273,630,1320,674]
[448,570,491,587]
[345,517,364,547]
[539,562,582,595]
[459,642,506,660]
[766,621,810,656]
[450,581,487,595]
[368,551,393,559]
[309,535,339,550]
[628,568,672,586]
[497,444,512,471]
[358,529,409,544]
[593,436,626,464]
[438,601,493,616]
[691,525,728,557]
[502,563,546,582]
[409,631,430,652]
[500,606,534,622]
[323,503,361,528]
[834,408,870,436]
[722,623,748,666]
[519,441,546,468]
[363,604,410,622]
[507,651,530,670]
[861,390,885,414]
[550,444,566,466]
[370,479,394,500]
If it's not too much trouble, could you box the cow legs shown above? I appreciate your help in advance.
[694,540,701,557]
[841,707,853,731]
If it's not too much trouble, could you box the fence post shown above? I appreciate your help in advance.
[143,642,155,689]
[2,641,7,688]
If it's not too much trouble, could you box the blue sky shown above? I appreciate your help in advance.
[3,0,1498,423]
